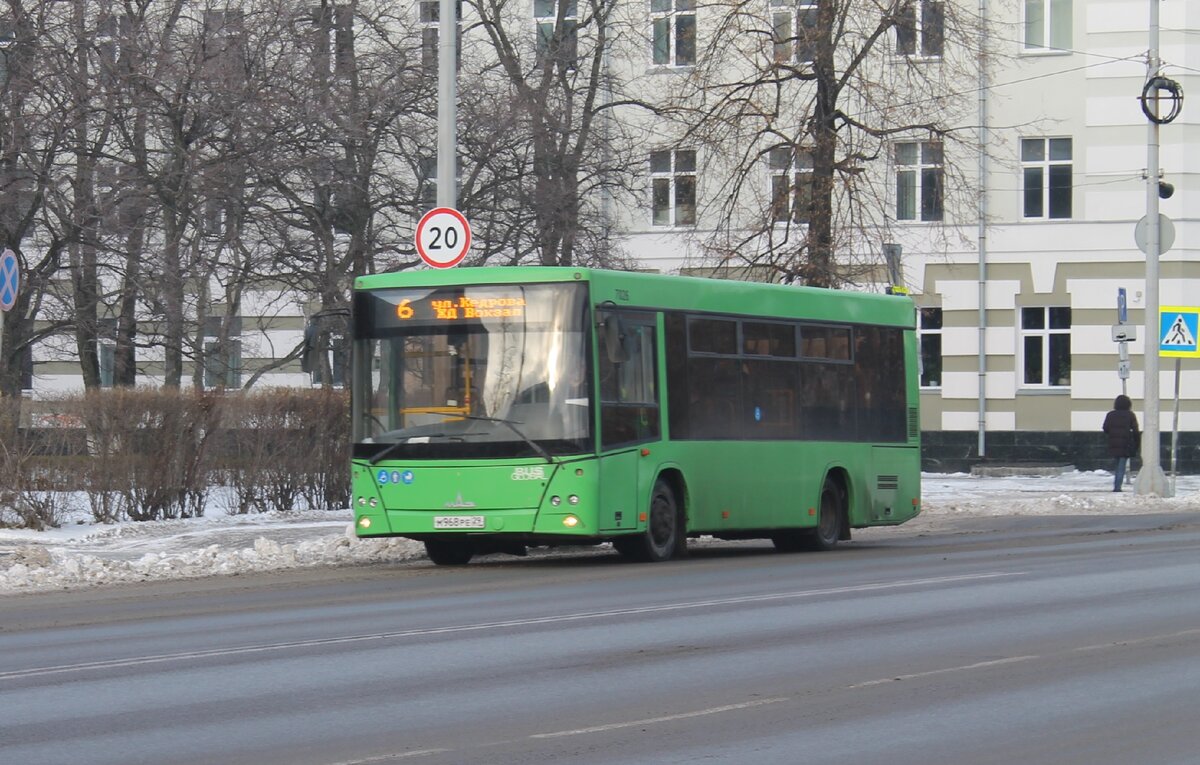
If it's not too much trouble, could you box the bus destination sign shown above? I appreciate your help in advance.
[396,294,527,322]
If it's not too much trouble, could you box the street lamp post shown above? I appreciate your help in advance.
[1134,1,1183,496]
[436,0,457,209]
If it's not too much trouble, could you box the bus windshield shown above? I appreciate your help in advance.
[351,282,592,460]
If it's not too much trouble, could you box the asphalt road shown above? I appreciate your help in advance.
[2,513,1199,765]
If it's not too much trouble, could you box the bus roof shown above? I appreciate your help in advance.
[355,266,914,329]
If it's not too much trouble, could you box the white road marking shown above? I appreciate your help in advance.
[848,656,1039,689]
[1073,627,1200,652]
[529,697,789,739]
[0,572,1020,682]
[847,626,1200,690]
[326,749,450,764]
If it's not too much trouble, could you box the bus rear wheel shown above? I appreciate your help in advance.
[424,539,474,566]
[615,478,682,563]
[806,477,844,551]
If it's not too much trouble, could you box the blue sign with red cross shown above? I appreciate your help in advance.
[0,248,18,312]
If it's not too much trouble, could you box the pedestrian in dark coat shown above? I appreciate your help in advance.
[1102,394,1139,492]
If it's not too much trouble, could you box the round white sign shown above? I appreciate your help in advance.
[415,207,471,269]
[1134,213,1175,255]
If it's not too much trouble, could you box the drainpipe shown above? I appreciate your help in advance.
[976,0,989,459]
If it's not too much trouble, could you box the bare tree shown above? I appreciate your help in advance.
[0,1,95,397]
[246,0,436,386]
[465,0,648,267]
[669,0,986,287]
[0,0,662,399]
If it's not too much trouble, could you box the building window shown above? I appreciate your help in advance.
[310,334,347,387]
[535,0,578,68]
[1021,137,1072,219]
[204,340,242,389]
[650,149,696,227]
[771,0,818,64]
[1023,0,1071,52]
[19,342,32,391]
[200,7,246,92]
[896,0,944,57]
[918,307,942,388]
[99,342,116,388]
[96,162,141,233]
[1021,306,1070,387]
[768,146,813,224]
[651,0,695,67]
[97,318,117,388]
[895,140,943,222]
[310,4,354,81]
[417,157,438,214]
[416,156,460,216]
[203,316,243,390]
[199,163,244,240]
[96,14,132,70]
[420,0,462,72]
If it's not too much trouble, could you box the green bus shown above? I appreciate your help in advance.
[349,267,920,565]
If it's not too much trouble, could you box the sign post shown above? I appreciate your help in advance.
[1114,287,1133,396]
[415,207,472,269]
[0,248,20,378]
[1158,306,1199,488]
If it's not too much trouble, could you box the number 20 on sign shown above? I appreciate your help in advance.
[415,207,472,269]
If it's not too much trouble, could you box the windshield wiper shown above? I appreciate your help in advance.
[367,433,471,465]
[458,414,557,463]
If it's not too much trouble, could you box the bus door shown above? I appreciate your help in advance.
[595,310,661,532]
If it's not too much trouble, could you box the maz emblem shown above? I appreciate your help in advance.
[445,492,477,509]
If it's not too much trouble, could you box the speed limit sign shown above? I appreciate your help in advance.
[415,207,471,269]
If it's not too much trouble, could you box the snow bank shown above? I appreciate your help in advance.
[2,471,1198,593]
[0,528,426,591]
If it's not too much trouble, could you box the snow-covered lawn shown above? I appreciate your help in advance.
[2,471,1198,593]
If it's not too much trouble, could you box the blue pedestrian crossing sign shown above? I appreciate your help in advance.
[1159,306,1200,357]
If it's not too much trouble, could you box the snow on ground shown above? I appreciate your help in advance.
[1,470,1198,593]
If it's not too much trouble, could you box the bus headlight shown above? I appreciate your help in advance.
[562,515,579,528]
[358,517,372,529]
[550,495,562,506]
[568,495,580,505]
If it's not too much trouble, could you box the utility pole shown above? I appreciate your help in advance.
[436,0,457,209]
[1135,0,1170,496]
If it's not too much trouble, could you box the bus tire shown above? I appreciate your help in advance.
[615,478,681,563]
[806,477,844,551]
[424,539,474,566]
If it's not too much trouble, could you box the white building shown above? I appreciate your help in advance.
[17,0,1196,469]
[618,0,1197,466]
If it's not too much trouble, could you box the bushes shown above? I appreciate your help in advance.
[0,398,76,529]
[0,388,350,528]
[219,388,350,515]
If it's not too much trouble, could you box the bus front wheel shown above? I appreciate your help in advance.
[425,539,474,566]
[615,479,682,562]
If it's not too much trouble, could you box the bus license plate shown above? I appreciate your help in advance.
[434,515,485,529]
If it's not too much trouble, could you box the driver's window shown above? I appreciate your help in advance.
[597,311,660,448]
